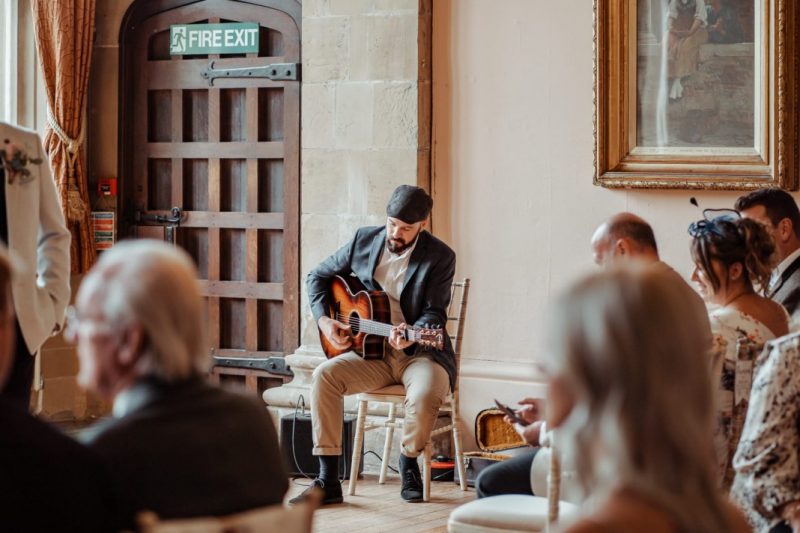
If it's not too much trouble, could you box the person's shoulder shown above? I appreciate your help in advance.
[766,329,800,353]
[353,225,384,241]
[420,231,455,258]
[0,400,105,464]
[0,121,38,138]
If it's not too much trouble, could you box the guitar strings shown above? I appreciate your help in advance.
[333,313,441,331]
[332,313,443,342]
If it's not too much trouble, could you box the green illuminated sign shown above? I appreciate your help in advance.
[170,23,260,55]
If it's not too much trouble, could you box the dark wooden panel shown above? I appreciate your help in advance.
[220,228,246,281]
[258,300,283,352]
[182,159,209,211]
[147,141,283,159]
[197,280,283,300]
[259,26,284,57]
[179,227,209,279]
[147,159,172,210]
[258,159,283,212]
[148,91,172,142]
[182,90,209,142]
[220,159,246,212]
[220,89,246,142]
[148,29,171,60]
[220,298,247,350]
[258,88,283,142]
[258,229,283,283]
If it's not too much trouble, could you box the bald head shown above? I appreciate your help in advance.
[591,213,660,267]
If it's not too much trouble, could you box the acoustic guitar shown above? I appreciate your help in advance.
[320,275,445,359]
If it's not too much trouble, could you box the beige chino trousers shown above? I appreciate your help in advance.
[311,347,450,458]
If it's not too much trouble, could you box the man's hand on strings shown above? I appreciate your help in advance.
[319,316,352,350]
[389,323,414,350]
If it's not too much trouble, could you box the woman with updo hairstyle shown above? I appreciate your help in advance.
[688,211,789,489]
[543,266,749,532]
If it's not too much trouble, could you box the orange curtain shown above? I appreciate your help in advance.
[31,0,96,273]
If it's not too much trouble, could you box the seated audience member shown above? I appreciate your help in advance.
[68,240,288,530]
[475,212,717,500]
[689,211,788,488]
[544,266,749,533]
[475,397,543,498]
[0,245,112,532]
[591,212,712,347]
[736,188,800,315]
[732,334,800,531]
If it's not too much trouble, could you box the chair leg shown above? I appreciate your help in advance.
[423,442,432,502]
[348,399,368,496]
[379,402,396,484]
[452,419,467,491]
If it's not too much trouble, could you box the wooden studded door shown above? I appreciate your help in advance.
[120,0,301,386]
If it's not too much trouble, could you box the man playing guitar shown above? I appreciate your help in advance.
[291,185,456,505]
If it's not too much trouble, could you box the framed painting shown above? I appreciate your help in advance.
[594,0,800,190]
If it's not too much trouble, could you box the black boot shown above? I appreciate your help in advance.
[399,453,423,502]
[289,455,344,506]
[288,477,343,506]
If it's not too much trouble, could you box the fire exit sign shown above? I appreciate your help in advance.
[170,23,260,55]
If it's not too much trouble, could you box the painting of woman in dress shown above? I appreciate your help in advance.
[666,0,708,100]
[636,0,756,148]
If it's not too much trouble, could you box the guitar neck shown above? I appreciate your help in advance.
[337,315,420,341]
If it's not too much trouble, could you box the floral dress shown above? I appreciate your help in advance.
[708,306,782,492]
[732,331,800,531]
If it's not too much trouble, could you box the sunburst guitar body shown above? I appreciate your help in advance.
[320,275,444,359]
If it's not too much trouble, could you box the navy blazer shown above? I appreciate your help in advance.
[307,226,457,390]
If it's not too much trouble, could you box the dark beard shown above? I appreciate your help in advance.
[386,236,416,254]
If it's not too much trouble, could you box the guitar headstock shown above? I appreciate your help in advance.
[414,327,444,351]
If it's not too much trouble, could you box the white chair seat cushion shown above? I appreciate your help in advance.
[447,495,579,533]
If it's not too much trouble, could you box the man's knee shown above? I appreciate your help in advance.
[404,388,445,415]
[312,359,344,393]
[475,465,499,499]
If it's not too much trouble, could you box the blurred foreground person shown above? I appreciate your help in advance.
[0,244,111,532]
[543,265,749,533]
[69,240,287,530]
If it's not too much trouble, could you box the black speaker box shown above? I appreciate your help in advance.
[280,413,364,480]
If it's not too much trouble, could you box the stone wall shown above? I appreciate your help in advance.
[265,0,436,473]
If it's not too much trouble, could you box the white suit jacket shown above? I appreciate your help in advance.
[0,122,71,355]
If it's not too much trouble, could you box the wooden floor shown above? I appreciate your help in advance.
[288,474,475,533]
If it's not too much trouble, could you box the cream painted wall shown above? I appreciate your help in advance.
[431,0,776,441]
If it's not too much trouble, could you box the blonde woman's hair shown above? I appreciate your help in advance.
[84,240,209,381]
[546,264,731,532]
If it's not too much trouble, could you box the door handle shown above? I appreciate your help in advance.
[134,207,183,244]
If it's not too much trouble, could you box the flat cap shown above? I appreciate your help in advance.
[386,185,432,224]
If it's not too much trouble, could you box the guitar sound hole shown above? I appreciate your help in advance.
[348,312,361,334]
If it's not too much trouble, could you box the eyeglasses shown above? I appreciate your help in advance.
[687,208,741,238]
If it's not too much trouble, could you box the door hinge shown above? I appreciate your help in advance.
[212,355,294,377]
[202,61,301,86]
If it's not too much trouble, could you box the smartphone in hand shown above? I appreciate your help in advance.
[494,398,530,426]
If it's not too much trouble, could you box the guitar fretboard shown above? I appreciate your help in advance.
[335,313,423,341]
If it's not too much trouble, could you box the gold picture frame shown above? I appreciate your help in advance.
[594,0,800,190]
